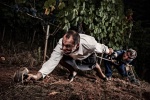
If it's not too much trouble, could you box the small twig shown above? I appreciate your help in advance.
[50,24,62,36]
[26,13,43,20]
[1,25,5,41]
[127,96,132,100]
[49,80,62,85]
[31,30,36,47]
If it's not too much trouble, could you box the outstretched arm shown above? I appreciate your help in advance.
[27,38,63,81]
[95,43,113,55]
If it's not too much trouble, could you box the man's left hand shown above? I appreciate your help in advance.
[108,48,114,55]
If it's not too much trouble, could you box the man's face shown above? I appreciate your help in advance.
[62,34,78,54]
[122,52,131,60]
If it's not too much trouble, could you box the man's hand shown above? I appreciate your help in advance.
[108,48,114,55]
[111,59,119,66]
[111,59,116,63]
[26,72,42,81]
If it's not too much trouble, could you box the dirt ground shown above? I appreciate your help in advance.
[0,63,150,100]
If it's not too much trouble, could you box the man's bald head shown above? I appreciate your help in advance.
[64,30,80,45]
[62,30,80,54]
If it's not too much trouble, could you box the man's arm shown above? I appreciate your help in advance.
[95,43,113,55]
[27,38,63,81]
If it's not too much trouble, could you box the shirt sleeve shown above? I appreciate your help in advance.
[81,35,109,54]
[115,50,125,57]
[95,43,109,54]
[110,50,124,58]
[38,38,63,78]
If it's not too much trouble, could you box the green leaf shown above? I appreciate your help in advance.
[112,23,115,26]
[58,2,65,9]
[112,0,115,3]
[67,11,75,21]
[100,11,103,17]
[105,22,108,26]
[44,0,56,8]
[80,10,84,15]
[67,23,70,29]
[95,17,99,22]
[63,18,69,23]
[107,27,111,31]
[76,17,79,22]
[109,33,113,38]
[89,24,92,30]
[110,17,114,22]
[116,16,120,20]
[72,20,78,26]
[63,22,70,31]
[94,27,98,34]
[63,24,68,31]
[64,11,68,16]
[83,17,88,25]
[82,2,85,10]
[99,28,102,33]
[89,23,94,30]
[108,42,112,47]
[44,1,50,8]
[107,6,110,11]
[79,16,83,22]
[73,9,78,16]
[97,28,101,34]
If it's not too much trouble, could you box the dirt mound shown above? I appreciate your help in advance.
[0,65,150,100]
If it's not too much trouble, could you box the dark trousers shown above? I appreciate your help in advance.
[60,53,97,72]
[104,60,127,77]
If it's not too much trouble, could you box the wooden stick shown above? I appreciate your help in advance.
[43,25,50,62]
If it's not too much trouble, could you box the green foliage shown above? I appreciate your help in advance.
[50,0,133,49]
[44,0,65,15]
[0,0,133,50]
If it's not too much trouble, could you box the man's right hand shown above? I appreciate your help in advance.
[111,59,116,63]
[111,59,119,66]
[27,72,42,81]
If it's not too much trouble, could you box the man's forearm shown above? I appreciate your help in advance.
[35,72,43,80]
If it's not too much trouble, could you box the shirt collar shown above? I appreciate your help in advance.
[69,43,83,55]
[78,43,83,55]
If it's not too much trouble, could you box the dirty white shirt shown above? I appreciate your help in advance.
[39,34,109,78]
